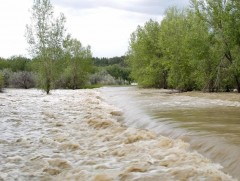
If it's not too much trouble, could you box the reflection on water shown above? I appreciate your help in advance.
[100,86,240,180]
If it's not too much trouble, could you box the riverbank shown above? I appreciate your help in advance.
[0,89,236,180]
[129,87,240,102]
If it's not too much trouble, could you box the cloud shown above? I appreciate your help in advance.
[0,0,32,58]
[51,0,169,57]
[52,0,189,15]
[50,0,189,57]
[60,7,164,57]
[0,0,189,58]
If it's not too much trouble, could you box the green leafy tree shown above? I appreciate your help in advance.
[183,11,221,92]
[26,0,66,94]
[191,0,240,92]
[62,35,93,89]
[161,8,214,91]
[126,1,240,92]
[92,56,126,67]
[0,57,10,70]
[0,69,12,87]
[127,20,167,88]
[106,64,131,83]
[159,7,199,91]
[7,56,31,72]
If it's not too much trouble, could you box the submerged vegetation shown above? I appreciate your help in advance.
[127,0,240,92]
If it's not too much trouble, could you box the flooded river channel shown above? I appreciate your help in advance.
[0,88,239,180]
[100,86,240,180]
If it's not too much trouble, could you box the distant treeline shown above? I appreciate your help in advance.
[91,56,132,85]
[0,56,31,72]
[93,56,127,67]
[127,0,240,93]
[0,55,131,91]
[0,55,92,90]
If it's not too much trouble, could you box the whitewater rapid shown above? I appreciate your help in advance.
[0,89,236,180]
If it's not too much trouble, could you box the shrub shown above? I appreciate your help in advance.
[0,73,4,92]
[10,71,36,89]
[0,69,12,87]
[89,70,117,85]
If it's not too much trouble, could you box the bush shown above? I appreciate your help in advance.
[0,69,12,87]
[10,71,36,89]
[55,71,88,89]
[89,70,117,85]
[0,73,4,92]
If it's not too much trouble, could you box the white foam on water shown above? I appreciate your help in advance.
[0,89,237,181]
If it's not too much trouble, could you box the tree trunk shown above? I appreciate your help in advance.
[162,70,168,89]
[224,51,240,93]
[46,77,51,94]
[235,76,240,93]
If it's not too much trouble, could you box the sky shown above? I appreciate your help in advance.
[0,0,188,59]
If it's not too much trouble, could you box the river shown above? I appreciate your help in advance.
[0,88,239,180]
[100,86,240,180]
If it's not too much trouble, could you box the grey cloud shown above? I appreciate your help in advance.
[52,0,189,15]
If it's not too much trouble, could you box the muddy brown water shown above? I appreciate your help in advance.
[0,88,238,180]
[100,86,240,180]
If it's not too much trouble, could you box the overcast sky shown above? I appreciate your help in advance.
[0,0,188,58]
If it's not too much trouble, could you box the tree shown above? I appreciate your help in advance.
[92,56,126,67]
[126,1,240,92]
[26,0,66,94]
[62,35,93,89]
[159,7,202,91]
[7,56,31,72]
[127,20,167,88]
[106,64,131,84]
[0,69,12,88]
[191,0,240,92]
[0,57,9,70]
